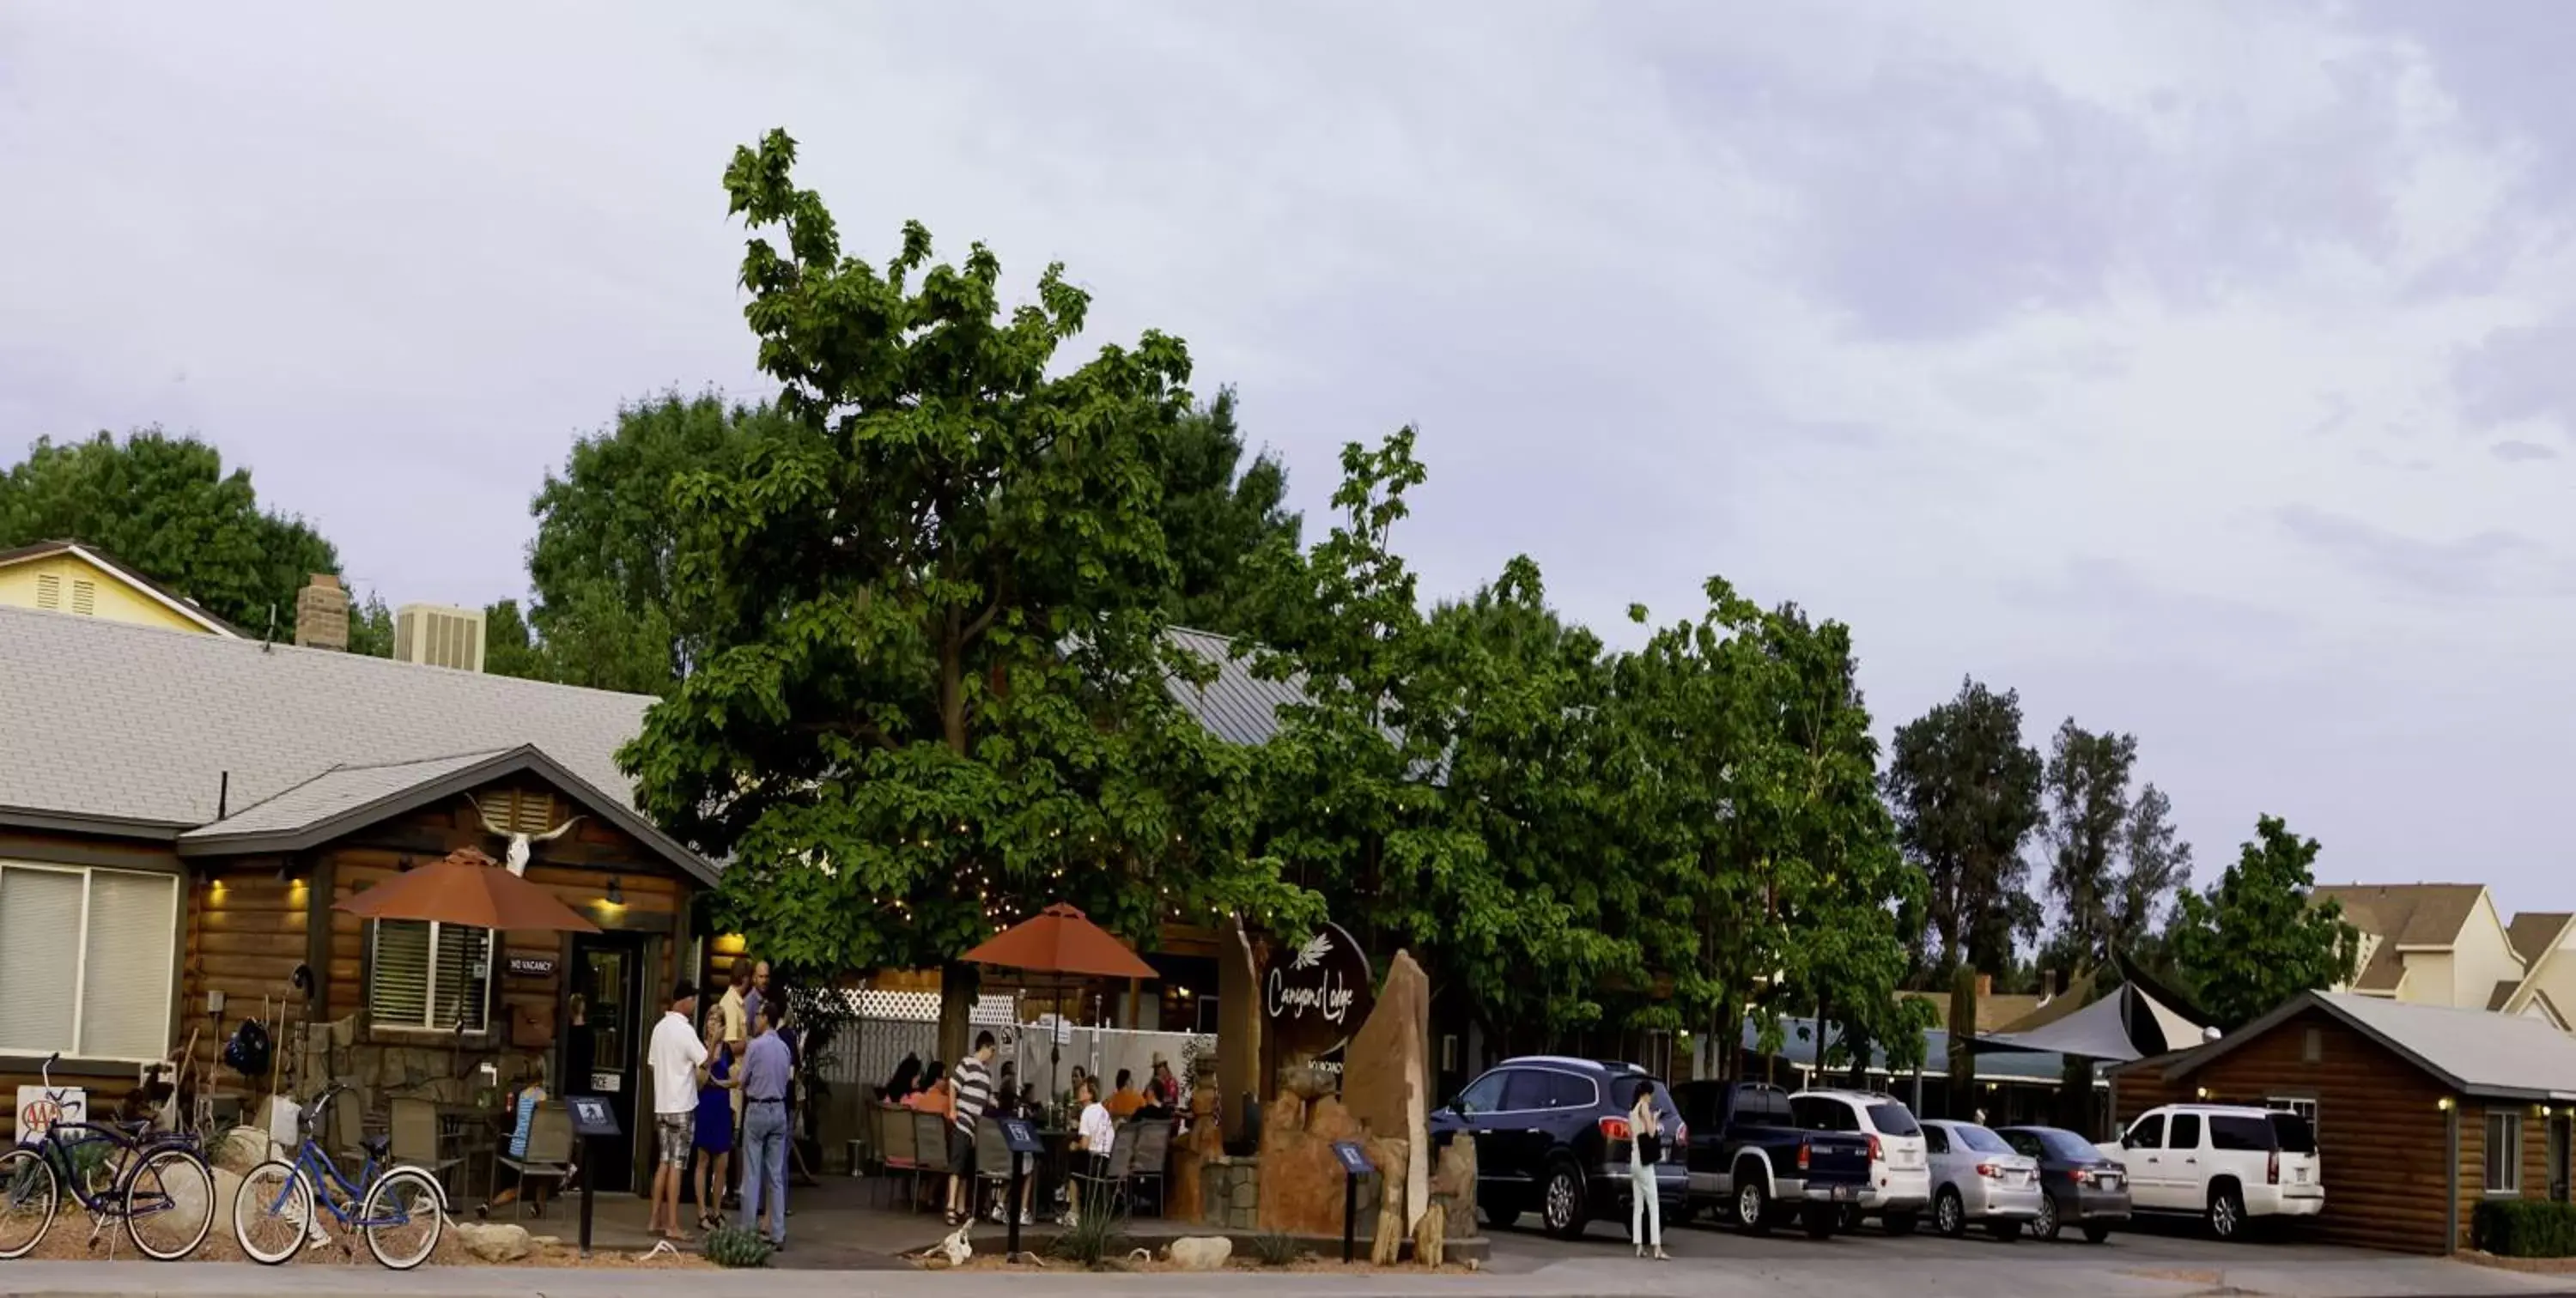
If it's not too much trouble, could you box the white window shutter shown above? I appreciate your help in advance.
[0,868,81,1052]
[78,871,175,1059]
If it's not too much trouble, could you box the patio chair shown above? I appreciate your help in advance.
[494,1102,573,1219]
[911,1110,956,1214]
[1125,1119,1173,1216]
[974,1120,1012,1220]
[328,1086,369,1174]
[1070,1120,1138,1220]
[875,1103,921,1209]
[388,1097,461,1198]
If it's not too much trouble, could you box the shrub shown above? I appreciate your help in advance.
[1048,1198,1130,1270]
[703,1224,775,1268]
[2475,1200,2576,1257]
[1249,1229,1303,1267]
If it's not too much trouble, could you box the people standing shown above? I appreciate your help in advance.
[691,1006,739,1229]
[1626,1081,1667,1260]
[646,980,708,1241]
[945,1031,995,1226]
[738,998,793,1250]
[718,955,753,1207]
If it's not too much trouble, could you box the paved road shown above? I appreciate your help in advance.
[1482,1208,2369,1267]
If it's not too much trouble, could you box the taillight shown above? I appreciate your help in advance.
[1674,1120,1689,1151]
[1599,1116,1631,1143]
[1975,1162,2002,1180]
[2267,1149,2280,1186]
[1797,1140,1812,1171]
[2071,1168,2094,1186]
[1868,1133,1883,1162]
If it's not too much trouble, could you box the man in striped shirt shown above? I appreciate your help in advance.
[945,1031,996,1224]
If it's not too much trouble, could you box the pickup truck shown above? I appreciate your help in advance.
[1671,1080,1873,1238]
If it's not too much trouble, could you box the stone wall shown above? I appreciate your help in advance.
[1201,1155,1263,1232]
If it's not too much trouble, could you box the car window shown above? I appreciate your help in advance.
[2209,1115,2275,1151]
[1543,1071,1597,1110]
[2168,1113,2202,1149]
[1455,1071,1509,1115]
[2269,1112,2318,1155]
[1791,1096,1858,1132]
[1739,1086,1788,1125]
[2002,1131,2044,1159]
[1866,1102,1922,1137]
[1672,1084,1714,1129]
[1499,1071,1550,1112]
[1922,1125,1949,1154]
[2036,1128,2099,1162]
[2125,1115,2164,1149]
[1955,1125,2013,1154]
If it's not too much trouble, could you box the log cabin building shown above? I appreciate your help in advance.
[2108,990,2576,1254]
[0,602,719,1192]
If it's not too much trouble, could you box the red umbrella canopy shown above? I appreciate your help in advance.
[961,903,1157,979]
[334,846,601,933]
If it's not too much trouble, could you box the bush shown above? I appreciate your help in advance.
[1048,1197,1130,1270]
[1249,1229,1304,1267]
[2475,1200,2576,1257]
[703,1224,775,1268]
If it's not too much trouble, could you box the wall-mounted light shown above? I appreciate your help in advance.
[2438,1096,2456,1112]
[605,876,625,907]
[2195,1087,2211,1101]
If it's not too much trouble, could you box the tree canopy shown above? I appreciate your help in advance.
[1883,677,2044,977]
[2166,814,2358,1027]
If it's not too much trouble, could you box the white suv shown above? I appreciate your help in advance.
[2100,1104,2322,1240]
[1791,1089,1932,1234]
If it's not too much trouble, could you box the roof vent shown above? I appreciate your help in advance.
[394,603,486,672]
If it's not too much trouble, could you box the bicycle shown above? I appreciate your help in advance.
[0,1052,216,1261]
[230,1083,445,1269]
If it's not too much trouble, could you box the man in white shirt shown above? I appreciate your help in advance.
[647,979,708,1240]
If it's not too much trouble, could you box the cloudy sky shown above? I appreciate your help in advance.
[5,3,2573,914]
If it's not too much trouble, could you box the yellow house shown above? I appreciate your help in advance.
[2314,882,2568,1028]
[0,540,240,637]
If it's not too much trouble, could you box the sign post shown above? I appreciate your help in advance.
[564,1095,623,1259]
[999,1117,1045,1261]
[1332,1140,1374,1263]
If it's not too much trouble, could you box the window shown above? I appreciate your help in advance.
[1922,1125,1950,1155]
[1500,1070,1551,1112]
[2003,1130,2044,1159]
[1539,1071,1595,1110]
[1955,1125,2014,1155]
[1792,1096,1861,1132]
[2488,1113,2524,1195]
[2268,1097,2319,1137]
[2169,1113,2202,1149]
[1867,1101,1923,1137]
[2210,1116,2277,1151]
[1455,1071,1509,1115]
[2123,1115,2165,1149]
[0,864,179,1061]
[368,919,493,1033]
[2300,1028,2322,1064]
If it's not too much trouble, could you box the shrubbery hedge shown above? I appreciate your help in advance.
[2474,1199,2576,1257]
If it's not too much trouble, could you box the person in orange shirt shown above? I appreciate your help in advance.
[1103,1067,1145,1119]
[905,1060,953,1119]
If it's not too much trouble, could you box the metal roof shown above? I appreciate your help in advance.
[1738,1018,2081,1084]
[1162,626,1309,746]
[2148,990,2576,1102]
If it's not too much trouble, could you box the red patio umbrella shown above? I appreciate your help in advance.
[335,846,601,933]
[962,904,1157,1111]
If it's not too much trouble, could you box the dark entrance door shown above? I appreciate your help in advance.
[566,931,648,1193]
[2551,1113,2571,1203]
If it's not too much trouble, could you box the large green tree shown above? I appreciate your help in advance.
[1,428,342,634]
[2166,815,2359,1027]
[1157,387,1300,638]
[1882,678,2044,977]
[2039,719,2138,968]
[623,130,1309,1059]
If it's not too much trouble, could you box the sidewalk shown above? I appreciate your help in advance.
[3,1254,2569,1298]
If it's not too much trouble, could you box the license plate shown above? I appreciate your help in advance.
[2102,1175,2122,1190]
[2295,1168,2308,1183]
[2020,1171,2036,1185]
[1831,1185,1857,1201]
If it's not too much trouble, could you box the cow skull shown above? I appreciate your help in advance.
[462,795,586,876]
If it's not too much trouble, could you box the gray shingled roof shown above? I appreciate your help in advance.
[1163,626,1309,746]
[2158,990,2576,1101]
[179,750,509,840]
[0,606,662,837]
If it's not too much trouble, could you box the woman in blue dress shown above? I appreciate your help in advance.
[692,1004,739,1229]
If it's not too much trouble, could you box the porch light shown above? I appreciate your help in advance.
[2195,1087,2210,1100]
[2438,1096,2455,1112]
[604,876,625,907]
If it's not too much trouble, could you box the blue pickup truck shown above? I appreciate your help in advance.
[1671,1081,1874,1238]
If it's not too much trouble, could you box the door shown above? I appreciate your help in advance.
[2120,1114,2169,1209]
[1448,1069,1519,1214]
[2163,1112,2205,1210]
[2551,1114,2570,1203]
[565,931,648,1193]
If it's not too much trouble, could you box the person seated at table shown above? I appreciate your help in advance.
[883,1053,921,1106]
[906,1060,952,1117]
[1143,1055,1181,1113]
[1103,1068,1145,1119]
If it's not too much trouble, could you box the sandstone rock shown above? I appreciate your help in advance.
[1166,1235,1233,1271]
[1413,1203,1447,1267]
[1340,949,1431,1232]
[456,1221,532,1263]
[1431,1134,1480,1240]
[1276,1064,1335,1103]
[210,1125,270,1173]
[1255,1095,1363,1235]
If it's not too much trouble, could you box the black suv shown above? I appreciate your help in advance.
[1429,1056,1684,1240]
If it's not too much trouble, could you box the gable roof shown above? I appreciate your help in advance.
[2510,913,2572,967]
[1163,627,1308,746]
[2148,990,2576,1102]
[2312,883,2488,949]
[0,540,243,637]
[2353,941,2406,993]
[0,606,711,880]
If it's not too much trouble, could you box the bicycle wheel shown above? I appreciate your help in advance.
[360,1166,442,1271]
[0,1147,59,1259]
[122,1145,216,1260]
[232,1160,313,1265]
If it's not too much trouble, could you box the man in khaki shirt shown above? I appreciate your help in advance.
[717,955,754,1206]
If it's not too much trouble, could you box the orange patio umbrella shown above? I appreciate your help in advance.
[962,904,1157,1110]
[335,846,600,933]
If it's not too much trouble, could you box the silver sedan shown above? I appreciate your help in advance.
[1921,1119,2044,1240]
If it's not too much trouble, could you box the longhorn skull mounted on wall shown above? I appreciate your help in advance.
[460,795,586,875]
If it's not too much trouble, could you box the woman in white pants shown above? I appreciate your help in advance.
[1627,1081,1668,1260]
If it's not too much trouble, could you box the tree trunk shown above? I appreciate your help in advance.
[939,961,981,1067]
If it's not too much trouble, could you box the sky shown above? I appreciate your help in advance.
[4,3,2573,916]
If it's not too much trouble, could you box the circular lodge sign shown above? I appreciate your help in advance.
[1264,921,1374,1059]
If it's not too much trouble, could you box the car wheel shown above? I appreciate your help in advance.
[1734,1176,1772,1236]
[2081,1222,2113,1244]
[1883,1210,1920,1237]
[1935,1188,1966,1239]
[1540,1161,1589,1240]
[2032,1194,2061,1241]
[1802,1204,1837,1239]
[2208,1182,2245,1241]
[1985,1219,2022,1241]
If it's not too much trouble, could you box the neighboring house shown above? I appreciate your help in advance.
[2311,883,2563,1027]
[0,540,240,637]
[2109,991,2576,1254]
[0,594,717,1194]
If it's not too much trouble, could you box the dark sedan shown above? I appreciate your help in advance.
[1997,1125,2130,1243]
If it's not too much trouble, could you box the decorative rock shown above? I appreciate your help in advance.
[1341,950,1432,1232]
[1276,1064,1335,1102]
[456,1221,532,1262]
[1166,1235,1233,1271]
[1367,1134,1409,1265]
[1413,1203,1447,1266]
[1255,1095,1363,1235]
[1430,1134,1480,1240]
[211,1125,270,1173]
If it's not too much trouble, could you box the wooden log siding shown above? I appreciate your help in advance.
[2114,1008,2470,1254]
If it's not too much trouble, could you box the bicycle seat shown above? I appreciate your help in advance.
[361,1133,392,1161]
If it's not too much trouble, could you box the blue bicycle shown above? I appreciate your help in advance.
[0,1052,216,1261]
[229,1083,444,1269]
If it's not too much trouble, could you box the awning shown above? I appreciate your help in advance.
[1976,979,2208,1063]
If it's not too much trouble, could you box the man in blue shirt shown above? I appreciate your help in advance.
[738,997,795,1248]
